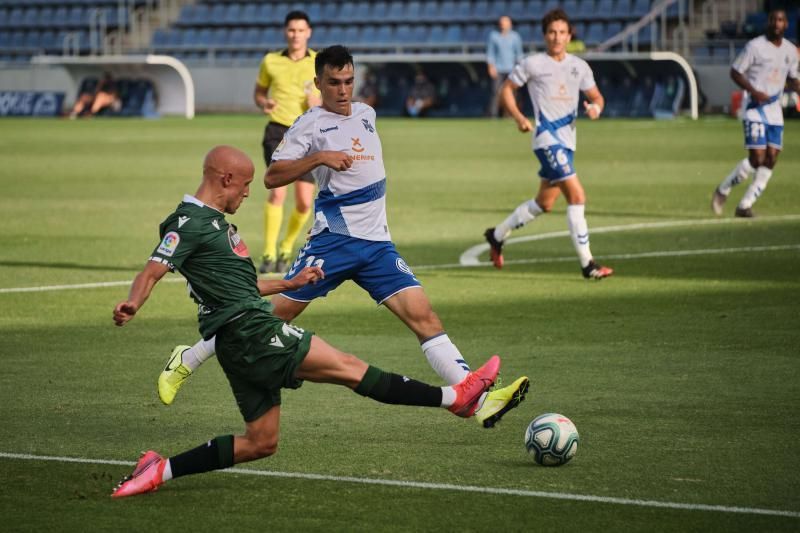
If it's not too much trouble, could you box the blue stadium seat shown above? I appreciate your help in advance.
[227,26,245,46]
[360,25,377,44]
[7,7,22,29]
[613,0,633,19]
[376,24,393,43]
[575,0,595,19]
[410,25,428,43]
[443,24,462,42]
[572,21,587,41]
[563,0,580,19]
[177,4,195,26]
[405,1,422,21]
[262,27,282,46]
[343,25,360,45]
[471,0,489,21]
[427,23,445,42]
[507,0,524,18]
[527,0,545,15]
[339,2,358,22]
[208,4,226,26]
[463,23,483,43]
[0,31,10,49]
[255,4,273,24]
[395,23,412,42]
[40,29,55,51]
[594,0,614,17]
[223,3,241,25]
[605,21,622,40]
[306,2,322,22]
[0,10,7,30]
[311,26,329,47]
[67,7,85,28]
[632,0,650,17]
[438,1,458,21]
[421,2,439,20]
[585,22,604,45]
[517,22,535,43]
[387,2,405,21]
[151,28,170,48]
[23,30,40,50]
[636,23,657,45]
[180,28,198,47]
[321,3,338,24]
[489,0,507,19]
[242,28,259,46]
[210,28,228,47]
[21,7,38,28]
[370,1,388,21]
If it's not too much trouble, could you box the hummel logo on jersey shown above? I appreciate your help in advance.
[361,118,374,133]
[320,125,339,133]
[178,216,190,228]
[269,335,284,348]
[211,219,220,230]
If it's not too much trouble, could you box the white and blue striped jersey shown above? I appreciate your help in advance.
[733,35,799,126]
[509,52,596,151]
[272,102,390,242]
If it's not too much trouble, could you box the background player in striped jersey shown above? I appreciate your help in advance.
[484,9,613,280]
[712,8,799,218]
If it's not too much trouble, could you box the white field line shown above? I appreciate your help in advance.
[0,452,797,518]
[2,216,799,294]
[458,214,800,266]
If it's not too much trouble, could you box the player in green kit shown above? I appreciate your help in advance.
[111,145,501,498]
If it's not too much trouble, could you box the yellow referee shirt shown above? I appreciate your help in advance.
[256,49,319,128]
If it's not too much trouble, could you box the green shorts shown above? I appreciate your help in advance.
[214,309,313,422]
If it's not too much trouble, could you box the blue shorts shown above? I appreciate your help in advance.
[534,145,576,182]
[743,120,783,149]
[281,230,421,304]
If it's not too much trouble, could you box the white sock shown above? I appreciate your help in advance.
[566,204,593,268]
[718,158,754,195]
[161,459,173,482]
[421,334,470,385]
[738,166,772,209]
[181,337,216,371]
[494,200,543,241]
[440,386,456,407]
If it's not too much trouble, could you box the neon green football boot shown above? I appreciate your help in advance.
[158,345,192,406]
[475,376,530,428]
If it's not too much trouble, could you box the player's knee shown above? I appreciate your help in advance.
[538,202,553,213]
[254,437,278,458]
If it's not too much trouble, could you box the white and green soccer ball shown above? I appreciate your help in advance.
[524,413,579,466]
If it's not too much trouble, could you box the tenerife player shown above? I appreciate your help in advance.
[111,145,500,498]
[712,8,799,218]
[483,9,612,279]
[158,46,529,429]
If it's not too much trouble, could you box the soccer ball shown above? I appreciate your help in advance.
[524,413,579,466]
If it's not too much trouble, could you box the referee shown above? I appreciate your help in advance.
[254,10,320,274]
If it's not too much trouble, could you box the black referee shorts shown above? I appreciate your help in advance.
[262,121,314,184]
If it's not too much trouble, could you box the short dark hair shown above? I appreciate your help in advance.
[284,10,311,27]
[315,45,354,78]
[541,8,571,35]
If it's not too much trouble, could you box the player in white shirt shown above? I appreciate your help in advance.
[712,8,800,217]
[159,46,529,428]
[484,9,613,279]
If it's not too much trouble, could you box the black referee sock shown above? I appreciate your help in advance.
[354,365,442,407]
[169,435,234,479]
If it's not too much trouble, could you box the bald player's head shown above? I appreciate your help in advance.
[201,145,255,214]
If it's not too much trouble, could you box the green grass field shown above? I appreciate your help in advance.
[0,115,798,531]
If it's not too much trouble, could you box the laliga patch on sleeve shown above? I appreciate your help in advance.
[157,231,180,257]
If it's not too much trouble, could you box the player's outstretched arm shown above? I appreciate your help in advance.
[113,260,171,326]
[265,152,353,188]
[256,266,325,296]
[582,86,604,120]
[500,79,532,132]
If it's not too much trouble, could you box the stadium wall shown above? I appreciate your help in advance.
[0,58,728,115]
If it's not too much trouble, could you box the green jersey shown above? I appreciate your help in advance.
[149,195,272,338]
